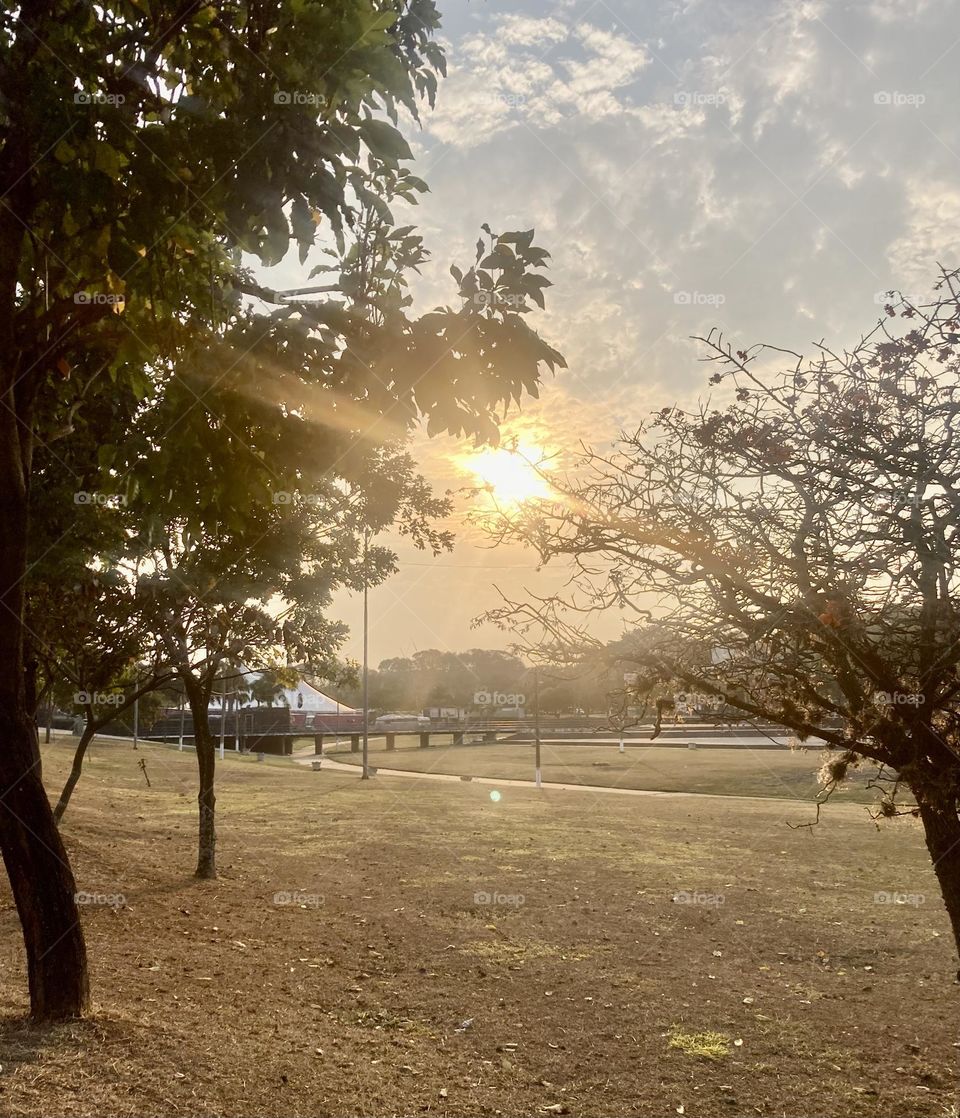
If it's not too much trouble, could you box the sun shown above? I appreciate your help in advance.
[459,443,555,507]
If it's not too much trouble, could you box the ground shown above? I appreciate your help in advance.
[0,736,957,1117]
[328,738,884,801]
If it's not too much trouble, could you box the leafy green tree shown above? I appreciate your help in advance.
[27,564,173,823]
[24,375,175,821]
[359,647,529,712]
[0,0,566,1019]
[133,443,450,878]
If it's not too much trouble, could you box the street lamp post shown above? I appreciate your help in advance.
[219,675,227,761]
[361,525,370,780]
[533,666,542,788]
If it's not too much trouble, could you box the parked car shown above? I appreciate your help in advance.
[372,712,431,732]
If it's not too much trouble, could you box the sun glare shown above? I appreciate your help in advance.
[459,444,555,507]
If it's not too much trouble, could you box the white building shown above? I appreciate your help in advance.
[209,669,359,730]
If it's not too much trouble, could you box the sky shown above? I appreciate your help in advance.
[275,0,960,665]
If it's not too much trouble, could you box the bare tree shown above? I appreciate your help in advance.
[485,268,960,979]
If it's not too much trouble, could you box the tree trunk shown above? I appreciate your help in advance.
[917,794,960,981]
[0,493,89,1018]
[185,679,216,879]
[53,720,96,824]
[24,654,41,777]
[0,0,88,1021]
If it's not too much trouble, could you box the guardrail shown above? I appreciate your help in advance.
[317,726,506,754]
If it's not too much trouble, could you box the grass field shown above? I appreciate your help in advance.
[0,735,956,1117]
[329,739,886,803]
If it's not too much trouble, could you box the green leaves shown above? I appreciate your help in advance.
[359,118,414,164]
[93,142,124,180]
[498,229,536,250]
[290,195,316,265]
[446,225,559,325]
[367,10,400,32]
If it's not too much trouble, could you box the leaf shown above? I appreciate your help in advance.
[290,196,315,265]
[368,10,399,31]
[93,225,112,259]
[94,143,123,180]
[500,229,535,250]
[449,264,463,285]
[54,140,76,164]
[359,118,413,163]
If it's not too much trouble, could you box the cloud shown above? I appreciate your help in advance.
[885,180,960,292]
[499,14,568,47]
[425,17,649,147]
[277,0,960,656]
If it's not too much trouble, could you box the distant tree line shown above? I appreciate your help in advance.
[326,647,633,716]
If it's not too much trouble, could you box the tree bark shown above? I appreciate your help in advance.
[53,720,96,824]
[0,496,89,1018]
[185,679,216,879]
[0,0,89,1020]
[916,793,960,981]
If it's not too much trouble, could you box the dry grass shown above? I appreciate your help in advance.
[668,1028,732,1060]
[330,739,886,802]
[0,735,955,1117]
